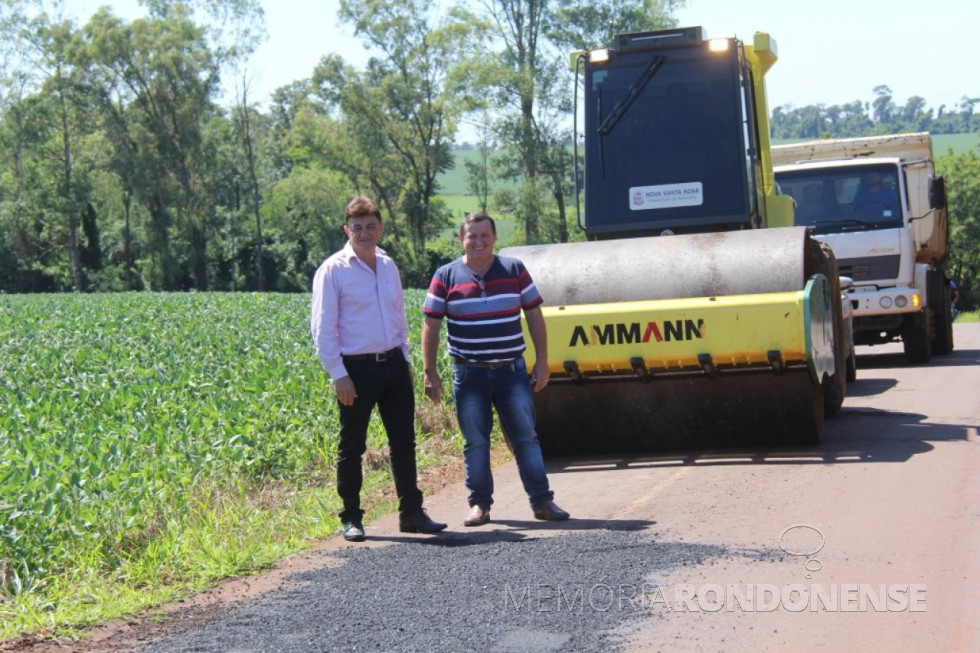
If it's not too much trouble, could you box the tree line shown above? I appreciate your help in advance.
[771,87,979,140]
[0,0,976,309]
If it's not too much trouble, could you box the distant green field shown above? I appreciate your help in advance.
[441,148,521,197]
[772,133,978,154]
[442,194,483,217]
[932,133,980,155]
[440,149,479,197]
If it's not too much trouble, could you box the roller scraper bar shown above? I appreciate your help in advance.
[523,274,835,386]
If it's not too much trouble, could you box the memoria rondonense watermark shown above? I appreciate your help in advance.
[503,524,926,613]
[503,582,926,613]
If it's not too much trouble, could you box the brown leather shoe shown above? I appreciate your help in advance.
[532,500,570,521]
[463,504,490,527]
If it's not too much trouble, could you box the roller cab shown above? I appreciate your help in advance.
[572,27,782,239]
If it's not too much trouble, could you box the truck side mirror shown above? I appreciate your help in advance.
[929,175,947,210]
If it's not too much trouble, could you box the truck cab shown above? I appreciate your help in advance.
[773,133,953,363]
[775,158,913,295]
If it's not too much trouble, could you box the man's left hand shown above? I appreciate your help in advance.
[530,360,550,392]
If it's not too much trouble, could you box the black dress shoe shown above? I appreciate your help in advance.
[343,521,366,542]
[399,508,448,534]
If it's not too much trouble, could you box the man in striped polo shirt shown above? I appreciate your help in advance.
[421,212,569,526]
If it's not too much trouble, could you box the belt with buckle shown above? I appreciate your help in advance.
[452,356,516,369]
[343,347,401,362]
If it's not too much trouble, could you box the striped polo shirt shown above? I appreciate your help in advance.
[423,255,543,363]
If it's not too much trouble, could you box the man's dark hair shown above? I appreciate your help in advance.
[461,211,496,236]
[345,197,381,222]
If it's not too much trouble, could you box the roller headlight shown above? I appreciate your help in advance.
[879,297,893,309]
[894,295,908,308]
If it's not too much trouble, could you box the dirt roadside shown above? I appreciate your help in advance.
[0,448,492,652]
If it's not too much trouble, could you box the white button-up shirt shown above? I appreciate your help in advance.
[310,243,410,382]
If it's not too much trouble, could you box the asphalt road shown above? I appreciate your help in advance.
[58,323,980,652]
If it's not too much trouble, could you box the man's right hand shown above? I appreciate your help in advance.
[334,376,357,406]
[424,373,443,403]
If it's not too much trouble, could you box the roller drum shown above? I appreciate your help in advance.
[533,373,823,455]
[500,227,829,455]
[503,226,813,306]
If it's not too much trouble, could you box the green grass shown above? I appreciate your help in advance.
[954,310,979,323]
[0,291,459,639]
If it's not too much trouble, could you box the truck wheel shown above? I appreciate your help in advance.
[930,273,954,355]
[812,240,846,417]
[902,311,932,364]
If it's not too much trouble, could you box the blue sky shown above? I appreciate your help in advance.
[72,0,978,113]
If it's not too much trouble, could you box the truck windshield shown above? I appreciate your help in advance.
[583,42,751,235]
[775,164,904,234]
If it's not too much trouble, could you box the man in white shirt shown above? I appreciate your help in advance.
[311,197,446,542]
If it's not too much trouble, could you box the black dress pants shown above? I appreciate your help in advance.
[336,351,423,522]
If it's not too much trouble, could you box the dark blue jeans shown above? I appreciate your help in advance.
[452,356,554,509]
[336,351,423,523]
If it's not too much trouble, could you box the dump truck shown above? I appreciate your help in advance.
[772,133,952,363]
[500,26,850,455]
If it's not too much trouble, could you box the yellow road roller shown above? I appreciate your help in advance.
[502,27,848,454]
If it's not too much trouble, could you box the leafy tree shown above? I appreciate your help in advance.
[901,95,932,133]
[871,85,896,129]
[263,165,353,289]
[140,0,266,71]
[0,2,97,291]
[308,0,466,280]
[457,0,680,244]
[307,59,408,243]
[464,111,495,212]
[231,78,268,290]
[549,0,685,51]
[937,149,980,311]
[78,5,221,290]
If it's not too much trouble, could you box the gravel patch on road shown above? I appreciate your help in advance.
[141,528,729,652]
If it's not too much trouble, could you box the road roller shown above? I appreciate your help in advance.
[501,27,849,455]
